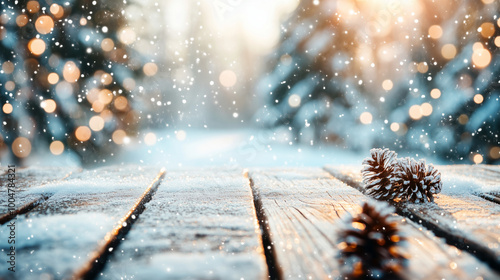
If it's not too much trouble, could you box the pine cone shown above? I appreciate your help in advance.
[362,148,399,200]
[391,158,442,203]
[337,201,407,279]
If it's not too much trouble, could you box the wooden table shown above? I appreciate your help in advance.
[0,165,499,279]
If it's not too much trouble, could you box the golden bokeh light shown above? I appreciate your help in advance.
[441,44,457,60]
[89,116,105,131]
[47,72,59,84]
[118,27,136,45]
[288,94,301,108]
[421,102,433,116]
[417,62,429,73]
[219,70,237,87]
[428,25,443,39]
[458,114,469,125]
[409,105,422,120]
[35,15,54,34]
[12,137,32,158]
[92,101,105,113]
[2,61,14,74]
[114,96,128,111]
[390,122,400,132]
[49,140,64,155]
[63,61,80,82]
[112,129,127,144]
[473,94,484,104]
[472,153,483,164]
[100,73,113,85]
[143,62,158,76]
[16,15,28,27]
[482,0,494,3]
[472,48,491,68]
[80,17,87,26]
[430,88,441,99]
[360,112,373,125]
[41,99,57,113]
[495,36,500,48]
[382,79,393,91]
[75,126,92,141]
[490,147,500,159]
[479,22,495,38]
[5,81,15,91]
[144,132,157,146]
[98,89,114,105]
[27,1,40,13]
[101,38,115,52]
[50,4,64,18]
[28,38,46,56]
[3,103,13,114]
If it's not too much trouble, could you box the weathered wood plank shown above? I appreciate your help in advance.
[98,169,268,280]
[250,168,498,279]
[0,166,79,221]
[324,164,500,272]
[0,165,162,280]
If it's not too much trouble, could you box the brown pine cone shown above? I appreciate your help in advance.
[391,158,442,203]
[337,201,407,279]
[362,148,399,200]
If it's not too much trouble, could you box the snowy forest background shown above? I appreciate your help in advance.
[1,0,499,167]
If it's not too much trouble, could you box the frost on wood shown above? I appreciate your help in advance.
[337,201,407,279]
[392,158,442,203]
[362,148,399,200]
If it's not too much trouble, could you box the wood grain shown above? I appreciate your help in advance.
[0,165,161,280]
[98,169,268,280]
[250,167,498,279]
[324,164,500,273]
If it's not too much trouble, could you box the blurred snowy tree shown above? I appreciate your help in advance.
[257,0,500,163]
[0,0,143,164]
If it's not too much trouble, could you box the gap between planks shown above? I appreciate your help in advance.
[73,168,166,280]
[323,165,500,274]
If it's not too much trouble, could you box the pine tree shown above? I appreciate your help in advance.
[1,0,143,164]
[257,0,500,163]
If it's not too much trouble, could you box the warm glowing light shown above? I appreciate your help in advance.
[482,0,494,3]
[47,72,59,84]
[409,105,422,120]
[27,1,40,13]
[360,112,373,124]
[3,103,13,114]
[12,137,31,158]
[458,114,469,125]
[390,123,400,132]
[176,130,187,141]
[50,4,64,18]
[41,99,57,113]
[92,101,105,113]
[101,38,114,52]
[495,36,500,48]
[441,44,457,60]
[428,25,443,39]
[80,17,87,26]
[421,102,433,116]
[5,81,15,91]
[16,15,28,27]
[118,27,136,45]
[100,73,113,85]
[28,38,46,56]
[473,94,484,104]
[417,62,428,73]
[2,61,14,74]
[98,89,114,105]
[144,133,157,146]
[35,15,54,34]
[143,62,158,76]
[89,116,105,131]
[288,94,301,108]
[430,88,441,99]
[472,48,491,68]
[75,126,92,141]
[472,153,483,164]
[479,22,495,38]
[490,147,500,159]
[219,70,237,87]
[112,130,127,144]
[63,61,80,82]
[382,79,393,91]
[50,141,64,155]
[114,96,128,111]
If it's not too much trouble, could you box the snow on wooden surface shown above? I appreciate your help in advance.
[250,167,498,279]
[99,169,267,280]
[324,164,500,273]
[0,166,78,217]
[0,166,161,280]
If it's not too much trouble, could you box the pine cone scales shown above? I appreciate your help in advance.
[391,158,442,203]
[338,202,406,279]
[362,149,398,200]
